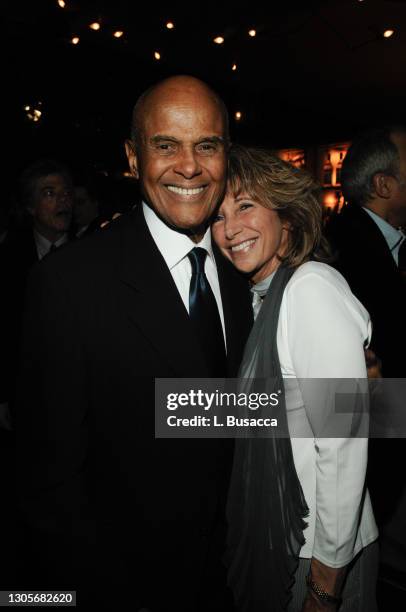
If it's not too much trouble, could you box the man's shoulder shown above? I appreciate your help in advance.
[32,209,143,284]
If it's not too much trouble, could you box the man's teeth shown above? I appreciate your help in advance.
[167,186,205,195]
[231,239,256,253]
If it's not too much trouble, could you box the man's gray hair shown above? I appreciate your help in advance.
[341,125,406,207]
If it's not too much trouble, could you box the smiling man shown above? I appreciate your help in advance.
[16,76,252,611]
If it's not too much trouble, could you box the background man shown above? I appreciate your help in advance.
[16,76,252,611]
[327,125,406,602]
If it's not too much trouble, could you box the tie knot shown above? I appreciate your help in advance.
[188,247,207,274]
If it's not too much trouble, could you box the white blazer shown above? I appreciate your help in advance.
[276,262,378,567]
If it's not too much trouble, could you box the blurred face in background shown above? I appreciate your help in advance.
[73,186,99,228]
[28,173,73,242]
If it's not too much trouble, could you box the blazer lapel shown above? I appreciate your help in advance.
[117,207,209,376]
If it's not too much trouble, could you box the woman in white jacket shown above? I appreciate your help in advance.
[212,145,378,612]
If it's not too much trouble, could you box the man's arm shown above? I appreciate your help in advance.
[16,261,89,588]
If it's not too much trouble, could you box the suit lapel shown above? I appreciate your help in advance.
[117,207,209,376]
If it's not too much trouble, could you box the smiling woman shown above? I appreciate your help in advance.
[213,145,379,612]
[212,145,324,278]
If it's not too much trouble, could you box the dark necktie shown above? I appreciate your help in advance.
[188,247,226,377]
[49,243,58,253]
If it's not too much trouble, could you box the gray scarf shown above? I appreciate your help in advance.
[226,264,309,611]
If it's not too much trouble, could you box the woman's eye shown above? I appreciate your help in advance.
[240,203,253,211]
[212,214,224,223]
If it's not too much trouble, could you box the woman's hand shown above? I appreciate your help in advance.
[301,590,338,611]
[300,558,346,612]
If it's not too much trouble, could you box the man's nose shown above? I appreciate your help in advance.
[58,191,72,207]
[173,148,202,179]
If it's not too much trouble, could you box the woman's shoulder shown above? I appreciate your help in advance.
[285,261,370,326]
[288,260,349,290]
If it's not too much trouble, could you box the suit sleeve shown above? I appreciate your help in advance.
[285,269,370,567]
[16,261,91,588]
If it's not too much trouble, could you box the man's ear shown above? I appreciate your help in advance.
[124,139,139,179]
[372,173,393,199]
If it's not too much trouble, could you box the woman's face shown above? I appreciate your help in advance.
[212,189,290,284]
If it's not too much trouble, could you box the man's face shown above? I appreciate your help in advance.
[126,85,227,239]
[29,173,73,241]
[73,186,98,227]
[390,132,406,226]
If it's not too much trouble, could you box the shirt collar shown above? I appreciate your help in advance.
[33,229,68,251]
[363,207,405,251]
[142,201,215,269]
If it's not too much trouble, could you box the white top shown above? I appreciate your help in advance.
[142,202,226,344]
[271,262,378,566]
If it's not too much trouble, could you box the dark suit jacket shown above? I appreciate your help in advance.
[16,207,253,611]
[327,204,406,570]
[0,228,38,404]
[327,204,406,377]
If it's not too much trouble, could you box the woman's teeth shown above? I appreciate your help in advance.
[231,239,256,253]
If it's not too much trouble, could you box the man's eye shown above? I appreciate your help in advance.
[155,142,176,153]
[44,190,55,197]
[197,143,217,154]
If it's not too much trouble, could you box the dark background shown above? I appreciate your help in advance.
[4,0,406,181]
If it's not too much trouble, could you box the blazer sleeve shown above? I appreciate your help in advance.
[15,260,91,588]
[284,266,370,567]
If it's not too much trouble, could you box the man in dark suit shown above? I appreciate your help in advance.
[327,125,406,602]
[1,160,73,413]
[16,76,252,611]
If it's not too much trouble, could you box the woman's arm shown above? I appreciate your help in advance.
[284,266,371,606]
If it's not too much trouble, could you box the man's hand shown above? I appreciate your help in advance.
[365,348,382,378]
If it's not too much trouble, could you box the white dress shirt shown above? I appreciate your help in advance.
[33,229,68,261]
[142,202,226,345]
[363,207,405,265]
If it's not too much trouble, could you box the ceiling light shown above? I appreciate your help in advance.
[232,63,237,71]
[89,22,101,31]
[248,29,256,37]
[113,31,124,38]
[166,22,174,30]
[57,0,66,7]
[71,36,80,45]
[214,36,224,44]
[235,111,242,121]
[154,51,161,60]
[383,29,394,38]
